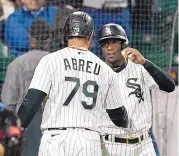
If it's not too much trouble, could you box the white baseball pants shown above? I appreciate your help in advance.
[38,128,102,156]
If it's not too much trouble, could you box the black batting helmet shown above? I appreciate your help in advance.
[98,23,129,46]
[64,11,94,39]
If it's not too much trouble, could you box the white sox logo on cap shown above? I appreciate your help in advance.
[104,26,112,35]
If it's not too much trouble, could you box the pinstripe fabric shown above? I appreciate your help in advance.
[28,47,125,156]
[101,60,158,156]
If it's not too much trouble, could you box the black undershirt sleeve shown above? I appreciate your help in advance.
[106,106,129,128]
[143,59,175,92]
[18,88,47,128]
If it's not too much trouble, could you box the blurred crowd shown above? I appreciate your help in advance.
[0,0,155,57]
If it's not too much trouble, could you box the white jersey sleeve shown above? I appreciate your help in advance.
[105,72,125,109]
[29,56,52,94]
[142,66,159,90]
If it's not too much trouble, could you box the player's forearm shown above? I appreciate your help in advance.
[143,59,175,92]
[106,106,129,128]
[18,89,46,128]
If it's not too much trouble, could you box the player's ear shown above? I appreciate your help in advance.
[86,31,94,49]
[121,42,127,50]
[88,31,95,41]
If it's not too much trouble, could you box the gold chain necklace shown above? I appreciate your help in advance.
[69,46,88,51]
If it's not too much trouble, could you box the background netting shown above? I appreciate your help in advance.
[0,0,178,155]
[0,0,178,88]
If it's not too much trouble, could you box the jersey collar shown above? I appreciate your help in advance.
[112,60,128,73]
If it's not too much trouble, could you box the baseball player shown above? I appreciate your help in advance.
[17,12,129,156]
[98,23,175,156]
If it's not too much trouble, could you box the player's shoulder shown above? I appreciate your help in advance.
[8,50,49,69]
[7,53,27,69]
[127,60,144,70]
[56,47,70,54]
[50,47,72,56]
[40,51,59,60]
[7,59,17,71]
[39,48,71,65]
[6,55,26,74]
[127,60,142,67]
[100,60,114,73]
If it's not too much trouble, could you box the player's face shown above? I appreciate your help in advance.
[101,39,123,65]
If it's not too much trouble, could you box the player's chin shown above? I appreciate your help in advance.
[106,58,117,64]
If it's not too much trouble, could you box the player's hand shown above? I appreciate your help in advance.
[121,48,146,65]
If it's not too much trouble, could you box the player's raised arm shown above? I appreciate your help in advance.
[105,72,129,128]
[122,47,175,92]
[142,59,175,92]
[18,56,52,128]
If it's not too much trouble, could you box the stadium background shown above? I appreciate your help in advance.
[0,0,178,155]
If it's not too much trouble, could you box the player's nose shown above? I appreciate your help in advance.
[106,43,113,51]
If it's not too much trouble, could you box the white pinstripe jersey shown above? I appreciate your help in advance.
[29,47,124,132]
[101,60,159,136]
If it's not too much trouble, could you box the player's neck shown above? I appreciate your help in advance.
[68,38,89,51]
[118,58,126,66]
[113,57,126,67]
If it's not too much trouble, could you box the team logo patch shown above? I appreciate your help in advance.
[72,27,80,35]
[71,24,80,35]
[104,26,112,35]
[126,78,144,103]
